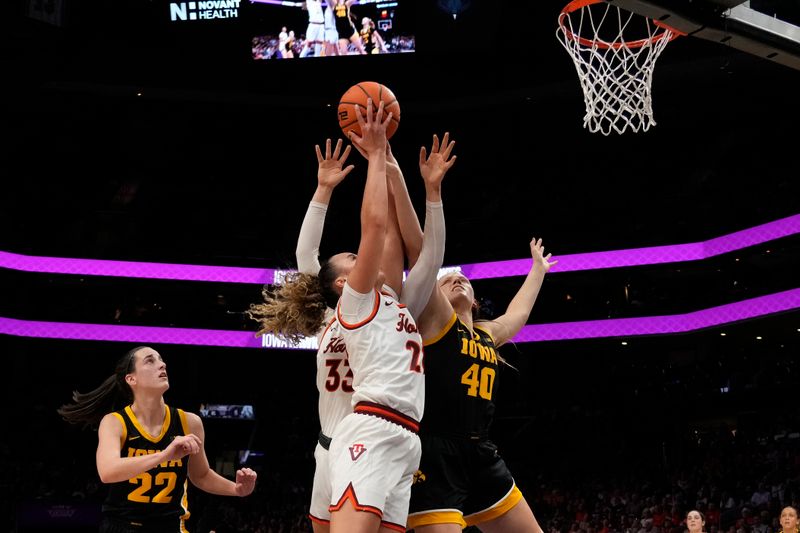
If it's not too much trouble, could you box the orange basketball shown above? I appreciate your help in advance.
[337,81,401,140]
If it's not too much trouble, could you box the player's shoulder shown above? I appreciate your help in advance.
[179,410,203,426]
[172,409,203,435]
[99,411,126,432]
[473,320,498,344]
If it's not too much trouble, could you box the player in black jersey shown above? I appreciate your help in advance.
[407,238,556,533]
[58,346,257,533]
[359,17,387,54]
[331,0,365,55]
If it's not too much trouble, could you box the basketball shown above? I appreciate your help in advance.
[337,81,401,140]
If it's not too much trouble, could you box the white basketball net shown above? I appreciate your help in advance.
[556,1,676,135]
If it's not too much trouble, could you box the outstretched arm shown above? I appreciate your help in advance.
[296,139,354,274]
[186,412,257,497]
[381,176,406,296]
[483,238,557,346]
[386,143,423,267]
[344,100,391,295]
[401,133,456,320]
[353,138,423,269]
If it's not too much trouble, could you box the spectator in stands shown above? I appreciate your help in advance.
[752,484,772,510]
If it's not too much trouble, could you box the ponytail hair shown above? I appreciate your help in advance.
[247,260,341,345]
[57,346,145,428]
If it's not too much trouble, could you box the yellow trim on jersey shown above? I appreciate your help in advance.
[125,404,171,443]
[180,479,191,522]
[407,510,467,529]
[177,409,190,435]
[473,322,496,344]
[424,312,457,346]
[111,412,127,447]
[464,484,523,526]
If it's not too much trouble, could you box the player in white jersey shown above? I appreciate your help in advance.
[278,26,289,59]
[323,1,339,56]
[300,0,326,58]
[308,315,352,528]
[301,133,453,532]
[326,105,452,533]
[290,138,357,531]
[249,103,455,532]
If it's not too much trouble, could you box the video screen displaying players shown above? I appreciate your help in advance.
[250,0,414,60]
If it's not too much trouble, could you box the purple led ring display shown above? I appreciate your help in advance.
[2,288,797,348]
[1,214,797,282]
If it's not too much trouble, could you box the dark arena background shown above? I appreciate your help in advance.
[2,0,800,531]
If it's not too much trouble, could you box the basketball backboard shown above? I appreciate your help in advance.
[607,0,800,70]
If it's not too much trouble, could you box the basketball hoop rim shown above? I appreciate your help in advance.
[558,0,685,50]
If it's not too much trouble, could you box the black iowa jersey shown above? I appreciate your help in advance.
[360,27,375,53]
[334,2,355,36]
[420,314,500,438]
[102,405,190,529]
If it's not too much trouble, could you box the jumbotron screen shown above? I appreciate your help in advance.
[249,0,414,60]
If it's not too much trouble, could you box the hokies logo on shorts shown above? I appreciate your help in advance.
[349,443,367,461]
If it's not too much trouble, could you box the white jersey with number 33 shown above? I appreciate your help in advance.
[316,317,355,437]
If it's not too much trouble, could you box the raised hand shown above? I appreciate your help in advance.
[349,99,391,156]
[419,132,457,189]
[162,434,202,462]
[234,467,257,497]
[530,237,557,273]
[351,136,396,166]
[315,138,354,189]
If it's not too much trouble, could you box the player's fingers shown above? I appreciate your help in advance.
[340,144,352,163]
[419,146,427,166]
[315,144,323,164]
[443,140,456,160]
[325,138,332,159]
[349,130,364,147]
[351,138,367,158]
[364,99,373,124]
[354,104,366,127]
[187,434,202,448]
[431,134,440,153]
